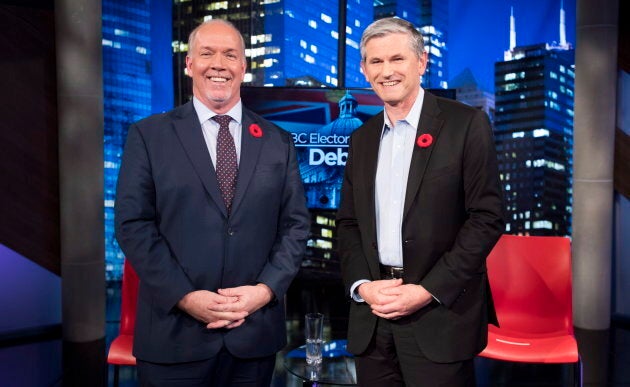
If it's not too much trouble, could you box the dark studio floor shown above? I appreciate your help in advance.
[1,278,629,387]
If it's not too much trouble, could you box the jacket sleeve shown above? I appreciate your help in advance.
[114,123,195,313]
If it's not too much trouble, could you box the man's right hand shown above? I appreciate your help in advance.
[357,279,403,306]
[177,290,248,329]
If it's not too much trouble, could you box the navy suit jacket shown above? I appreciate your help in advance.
[115,101,310,363]
[337,91,504,363]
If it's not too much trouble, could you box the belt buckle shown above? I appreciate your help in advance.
[381,265,403,279]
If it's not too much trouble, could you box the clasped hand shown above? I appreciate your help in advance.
[177,284,273,330]
[358,279,433,320]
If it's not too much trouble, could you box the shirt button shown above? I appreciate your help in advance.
[228,228,235,236]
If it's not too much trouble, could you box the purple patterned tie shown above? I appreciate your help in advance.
[212,115,238,214]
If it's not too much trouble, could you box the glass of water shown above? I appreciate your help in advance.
[305,313,324,365]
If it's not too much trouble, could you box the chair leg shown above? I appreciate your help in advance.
[573,356,582,387]
[113,364,120,387]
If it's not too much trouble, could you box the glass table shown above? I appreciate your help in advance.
[284,340,356,386]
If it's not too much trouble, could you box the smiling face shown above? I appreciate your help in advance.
[360,32,427,112]
[186,21,246,113]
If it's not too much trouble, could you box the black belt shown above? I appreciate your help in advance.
[379,264,404,279]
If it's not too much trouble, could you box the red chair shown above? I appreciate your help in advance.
[107,259,138,386]
[479,234,581,386]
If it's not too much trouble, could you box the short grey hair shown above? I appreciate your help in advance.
[187,19,246,56]
[359,17,425,61]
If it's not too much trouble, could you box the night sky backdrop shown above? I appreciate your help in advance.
[448,0,577,91]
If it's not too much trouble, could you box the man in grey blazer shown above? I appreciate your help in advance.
[337,18,504,386]
[115,19,309,386]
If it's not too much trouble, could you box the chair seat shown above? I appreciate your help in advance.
[107,334,137,365]
[480,326,578,363]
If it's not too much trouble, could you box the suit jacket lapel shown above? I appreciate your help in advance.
[172,102,228,218]
[403,92,444,218]
[364,113,383,225]
[362,113,384,278]
[230,108,264,215]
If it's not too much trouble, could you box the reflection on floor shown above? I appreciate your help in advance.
[0,281,629,386]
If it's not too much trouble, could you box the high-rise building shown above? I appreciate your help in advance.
[103,1,172,280]
[172,1,266,103]
[373,0,422,30]
[418,0,449,89]
[450,68,495,122]
[373,0,448,89]
[103,0,152,280]
[494,5,574,237]
[172,1,372,101]
[345,1,374,87]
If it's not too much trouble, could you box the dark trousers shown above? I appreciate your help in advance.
[136,347,276,387]
[355,318,476,387]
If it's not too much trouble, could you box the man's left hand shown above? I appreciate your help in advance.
[215,283,274,315]
[205,284,274,329]
[370,284,434,320]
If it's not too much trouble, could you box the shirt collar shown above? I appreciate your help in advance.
[192,96,243,125]
[381,87,425,137]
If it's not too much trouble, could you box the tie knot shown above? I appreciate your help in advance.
[212,115,232,128]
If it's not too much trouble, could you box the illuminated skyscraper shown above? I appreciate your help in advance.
[373,0,448,89]
[172,1,266,103]
[103,1,172,279]
[494,5,574,237]
[418,0,449,89]
[344,1,374,87]
[373,0,422,26]
[450,68,495,122]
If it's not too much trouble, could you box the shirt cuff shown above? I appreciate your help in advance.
[350,279,371,302]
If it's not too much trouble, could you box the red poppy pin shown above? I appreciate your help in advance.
[249,123,263,138]
[416,133,433,148]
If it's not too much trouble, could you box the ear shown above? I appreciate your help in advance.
[418,51,428,76]
[185,55,192,77]
[360,60,368,81]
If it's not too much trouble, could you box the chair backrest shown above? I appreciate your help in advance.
[487,234,573,335]
[119,259,139,335]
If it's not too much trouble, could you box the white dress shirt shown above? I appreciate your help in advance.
[193,96,243,167]
[350,89,425,302]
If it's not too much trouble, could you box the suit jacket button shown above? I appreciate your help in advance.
[228,228,234,236]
